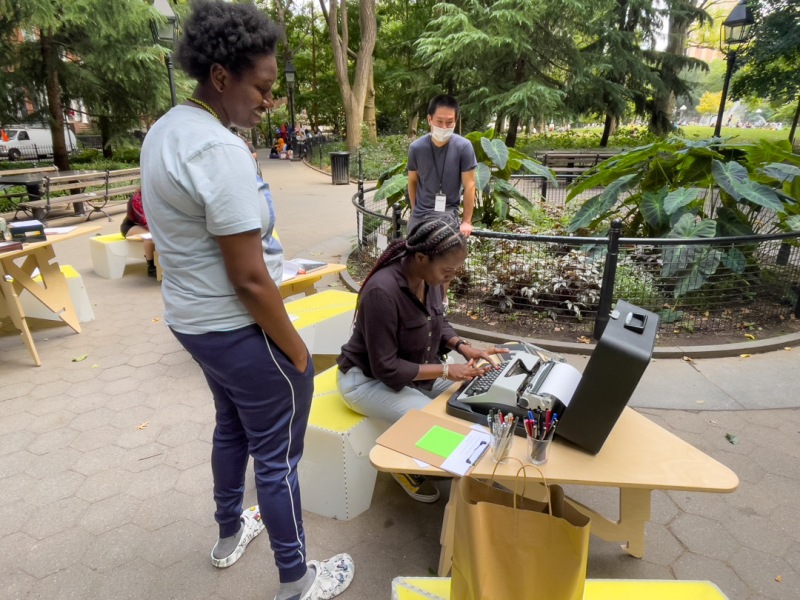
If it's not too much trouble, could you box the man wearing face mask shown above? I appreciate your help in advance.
[407,95,477,237]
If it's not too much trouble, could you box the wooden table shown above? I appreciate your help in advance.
[0,226,100,365]
[280,263,346,299]
[370,389,739,576]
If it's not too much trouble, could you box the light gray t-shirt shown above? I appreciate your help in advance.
[407,133,477,220]
[140,105,283,334]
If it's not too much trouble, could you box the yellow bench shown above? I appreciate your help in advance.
[285,289,356,356]
[391,578,730,599]
[89,232,151,279]
[0,264,94,323]
[298,366,389,520]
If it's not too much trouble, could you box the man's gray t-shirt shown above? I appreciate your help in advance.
[141,105,283,335]
[407,133,477,220]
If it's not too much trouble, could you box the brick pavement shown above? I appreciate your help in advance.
[1,158,798,599]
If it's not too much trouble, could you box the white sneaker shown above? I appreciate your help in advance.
[211,505,265,568]
[301,553,355,600]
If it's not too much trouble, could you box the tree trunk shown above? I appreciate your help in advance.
[40,30,69,171]
[600,113,615,147]
[789,94,800,148]
[99,115,113,159]
[650,1,692,135]
[494,113,504,137]
[320,0,377,153]
[407,114,419,137]
[505,114,520,148]
[363,61,377,142]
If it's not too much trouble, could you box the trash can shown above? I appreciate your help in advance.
[330,151,350,185]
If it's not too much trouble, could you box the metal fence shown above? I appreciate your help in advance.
[350,175,800,340]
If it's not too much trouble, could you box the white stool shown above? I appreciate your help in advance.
[1,264,94,323]
[299,367,389,520]
[89,233,147,279]
[285,289,356,356]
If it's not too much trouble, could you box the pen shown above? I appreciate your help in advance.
[466,440,488,464]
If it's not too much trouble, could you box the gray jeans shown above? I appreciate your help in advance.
[336,366,454,423]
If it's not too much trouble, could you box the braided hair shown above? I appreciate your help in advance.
[359,217,467,297]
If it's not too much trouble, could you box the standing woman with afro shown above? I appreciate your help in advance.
[140,2,353,598]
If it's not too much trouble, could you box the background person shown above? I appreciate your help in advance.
[336,217,507,503]
[120,188,156,278]
[407,95,477,237]
[140,2,353,599]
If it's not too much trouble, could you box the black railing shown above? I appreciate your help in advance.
[350,182,800,340]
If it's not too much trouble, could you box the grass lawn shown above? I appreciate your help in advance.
[676,125,789,143]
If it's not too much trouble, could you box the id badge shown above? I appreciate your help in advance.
[434,194,447,212]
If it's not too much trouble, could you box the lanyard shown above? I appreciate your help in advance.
[429,136,450,194]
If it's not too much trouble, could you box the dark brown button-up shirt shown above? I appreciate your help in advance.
[337,260,457,392]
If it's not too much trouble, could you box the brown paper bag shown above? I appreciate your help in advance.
[450,464,591,600]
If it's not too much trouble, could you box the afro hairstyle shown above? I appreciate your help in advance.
[175,0,281,82]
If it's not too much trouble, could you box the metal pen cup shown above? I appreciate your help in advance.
[527,435,552,465]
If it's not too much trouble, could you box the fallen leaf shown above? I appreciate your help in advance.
[577,336,591,344]
[136,421,149,430]
[91,364,99,368]
[709,419,717,424]
[72,354,88,362]
[682,356,694,363]
[696,400,705,405]
[775,575,782,583]
[744,333,756,340]
[785,347,793,351]
[739,353,751,359]
[151,317,160,323]
[470,315,478,320]
[725,433,739,445]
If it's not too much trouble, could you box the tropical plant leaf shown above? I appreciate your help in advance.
[662,245,695,277]
[786,215,800,231]
[716,206,754,237]
[673,248,722,298]
[481,138,509,170]
[378,161,408,185]
[374,174,408,205]
[663,188,699,215]
[493,178,535,213]
[494,195,508,221]
[734,179,786,213]
[641,187,668,230]
[659,308,685,324]
[711,159,748,201]
[520,159,557,184]
[474,162,491,192]
[667,213,717,238]
[720,247,746,274]
[567,173,637,233]
[760,163,800,184]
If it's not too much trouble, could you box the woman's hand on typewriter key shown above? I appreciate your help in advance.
[447,359,492,382]
[459,344,510,366]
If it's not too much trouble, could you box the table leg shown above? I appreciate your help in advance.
[565,487,652,558]
[0,273,41,366]
[437,479,459,576]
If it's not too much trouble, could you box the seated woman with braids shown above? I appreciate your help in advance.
[336,217,508,503]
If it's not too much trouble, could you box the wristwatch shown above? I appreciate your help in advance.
[454,339,471,354]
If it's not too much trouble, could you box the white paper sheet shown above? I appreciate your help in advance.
[43,226,77,235]
[440,430,491,476]
[281,261,300,282]
[412,459,430,469]
[537,362,582,408]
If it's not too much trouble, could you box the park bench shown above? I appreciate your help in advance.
[0,166,60,216]
[18,167,140,222]
[529,151,619,198]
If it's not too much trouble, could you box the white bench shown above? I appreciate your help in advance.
[89,232,150,279]
[0,264,94,323]
[299,366,389,521]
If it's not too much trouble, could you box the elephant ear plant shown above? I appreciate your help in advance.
[373,129,556,228]
[565,137,800,302]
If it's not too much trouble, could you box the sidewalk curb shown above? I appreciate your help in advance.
[339,258,800,359]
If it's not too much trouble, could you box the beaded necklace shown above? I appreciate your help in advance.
[187,97,220,121]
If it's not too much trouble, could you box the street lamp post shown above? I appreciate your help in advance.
[714,0,755,138]
[284,60,300,160]
[151,0,179,108]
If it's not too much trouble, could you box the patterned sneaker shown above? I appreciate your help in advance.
[301,553,355,600]
[391,472,440,503]
[211,505,265,568]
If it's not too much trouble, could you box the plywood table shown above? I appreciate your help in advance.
[0,226,100,365]
[370,388,739,576]
[279,263,346,299]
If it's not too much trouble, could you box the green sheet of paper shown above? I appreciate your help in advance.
[415,425,465,459]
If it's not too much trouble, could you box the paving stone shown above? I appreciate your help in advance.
[785,542,800,574]
[672,551,750,600]
[70,424,125,453]
[0,500,36,538]
[26,427,80,455]
[91,557,162,600]
[132,489,206,531]
[729,547,799,600]
[24,446,82,480]
[0,412,35,437]
[102,377,142,396]
[23,496,88,541]
[97,364,138,383]
[758,473,798,508]
[81,523,150,572]
[64,384,112,403]
[26,563,102,599]
[670,513,737,561]
[121,442,169,473]
[159,350,193,367]
[104,390,148,412]
[22,526,92,578]
[125,464,180,500]
[0,450,35,479]
[0,532,36,572]
[157,421,204,448]
[0,567,36,599]
[79,493,140,536]
[28,380,70,401]
[76,468,134,503]
[73,444,128,476]
[69,407,116,432]
[130,363,170,383]
[144,554,222,600]
[61,366,99,384]
[140,518,210,568]
[0,381,36,402]
[114,421,163,450]
[174,463,213,496]
[27,409,76,434]
[2,473,38,504]
[32,470,86,507]
[164,439,211,471]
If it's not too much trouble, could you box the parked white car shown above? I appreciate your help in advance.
[0,126,78,161]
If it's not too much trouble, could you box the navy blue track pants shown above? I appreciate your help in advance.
[172,324,314,583]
